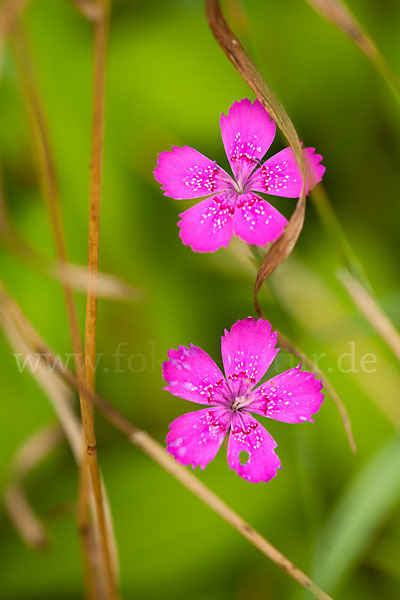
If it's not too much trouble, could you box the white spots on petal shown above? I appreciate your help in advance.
[199,410,228,442]
[198,195,235,234]
[236,194,279,233]
[229,131,262,170]
[167,408,230,470]
[252,368,322,422]
[167,347,228,403]
[183,164,221,193]
[183,382,197,392]
[231,420,262,451]
[258,160,296,194]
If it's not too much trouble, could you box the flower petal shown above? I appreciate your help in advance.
[154,145,231,199]
[227,413,280,483]
[233,192,288,246]
[163,344,229,406]
[178,194,235,252]
[249,147,325,198]
[167,407,231,470]
[220,99,276,185]
[221,317,279,387]
[249,365,324,423]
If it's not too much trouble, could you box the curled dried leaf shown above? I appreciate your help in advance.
[205,0,306,315]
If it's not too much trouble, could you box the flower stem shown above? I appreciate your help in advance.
[83,0,119,597]
[10,25,116,599]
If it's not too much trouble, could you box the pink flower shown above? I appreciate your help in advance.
[154,99,325,252]
[163,318,324,483]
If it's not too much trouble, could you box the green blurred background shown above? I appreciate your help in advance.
[0,0,399,598]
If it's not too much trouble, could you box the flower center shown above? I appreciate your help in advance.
[232,174,253,196]
[231,392,254,412]
[233,180,245,195]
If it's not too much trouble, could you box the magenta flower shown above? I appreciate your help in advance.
[154,99,325,252]
[163,318,324,483]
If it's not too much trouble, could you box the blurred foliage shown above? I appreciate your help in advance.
[0,0,399,598]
